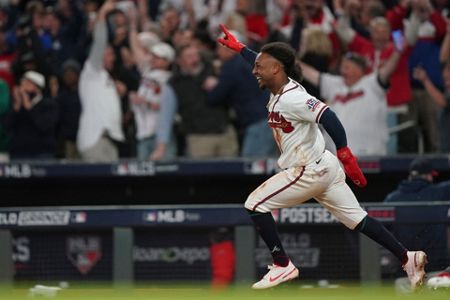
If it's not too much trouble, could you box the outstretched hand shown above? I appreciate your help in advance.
[217,24,246,52]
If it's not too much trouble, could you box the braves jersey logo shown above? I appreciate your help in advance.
[334,90,364,104]
[268,111,294,133]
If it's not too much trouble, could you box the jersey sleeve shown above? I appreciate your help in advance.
[289,93,329,124]
[319,73,342,103]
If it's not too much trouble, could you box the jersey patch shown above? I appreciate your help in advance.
[268,111,294,133]
[306,98,320,111]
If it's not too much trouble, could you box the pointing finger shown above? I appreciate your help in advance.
[219,24,231,37]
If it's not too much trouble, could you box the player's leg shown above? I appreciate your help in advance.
[319,185,427,290]
[246,208,299,289]
[315,152,427,290]
[317,181,408,261]
[355,215,427,291]
[245,165,329,289]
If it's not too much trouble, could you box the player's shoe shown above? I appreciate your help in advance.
[252,260,299,289]
[402,251,428,291]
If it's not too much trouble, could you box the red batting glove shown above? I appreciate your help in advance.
[217,24,245,52]
[336,147,367,188]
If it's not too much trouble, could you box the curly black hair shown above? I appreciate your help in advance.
[260,42,302,82]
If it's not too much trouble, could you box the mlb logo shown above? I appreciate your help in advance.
[145,212,157,222]
[115,163,129,175]
[72,212,87,223]
[67,236,102,275]
[250,160,266,174]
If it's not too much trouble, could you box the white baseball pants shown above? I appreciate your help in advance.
[245,150,367,229]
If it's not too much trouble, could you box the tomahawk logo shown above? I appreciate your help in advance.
[67,236,102,275]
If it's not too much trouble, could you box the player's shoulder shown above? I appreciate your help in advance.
[284,83,319,103]
[281,88,325,115]
[279,80,308,99]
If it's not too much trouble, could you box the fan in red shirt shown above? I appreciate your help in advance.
[335,1,418,107]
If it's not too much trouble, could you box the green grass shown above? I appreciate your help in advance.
[0,283,449,300]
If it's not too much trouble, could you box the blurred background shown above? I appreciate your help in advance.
[0,0,448,291]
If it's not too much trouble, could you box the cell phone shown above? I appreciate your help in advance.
[391,30,404,51]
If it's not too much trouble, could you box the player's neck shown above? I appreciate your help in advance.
[271,77,290,95]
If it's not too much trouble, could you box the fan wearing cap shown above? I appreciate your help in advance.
[300,48,402,156]
[384,158,450,202]
[128,7,177,161]
[127,7,177,161]
[8,70,58,159]
[130,41,176,161]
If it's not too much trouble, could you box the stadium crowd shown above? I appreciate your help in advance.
[0,0,449,162]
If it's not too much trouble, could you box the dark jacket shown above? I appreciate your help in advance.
[384,178,450,202]
[56,88,81,142]
[207,54,269,128]
[8,96,58,159]
[384,177,450,271]
[170,61,229,135]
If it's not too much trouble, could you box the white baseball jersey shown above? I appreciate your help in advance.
[320,72,388,155]
[245,78,367,229]
[78,60,124,152]
[267,79,328,169]
[133,69,171,140]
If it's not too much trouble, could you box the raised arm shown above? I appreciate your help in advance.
[297,61,320,87]
[136,0,150,29]
[333,0,356,45]
[378,49,401,85]
[217,24,257,66]
[127,3,148,67]
[88,0,115,70]
[404,7,421,46]
[386,0,411,30]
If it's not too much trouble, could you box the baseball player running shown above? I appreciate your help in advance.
[217,24,427,291]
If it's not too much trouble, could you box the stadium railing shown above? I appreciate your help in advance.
[0,202,448,286]
[0,155,449,208]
